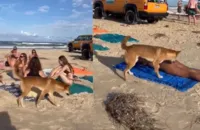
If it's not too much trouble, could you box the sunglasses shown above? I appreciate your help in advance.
[20,55,24,58]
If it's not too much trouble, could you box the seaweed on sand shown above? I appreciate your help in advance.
[104,92,163,130]
[152,33,168,39]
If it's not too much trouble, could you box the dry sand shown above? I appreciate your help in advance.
[93,16,200,130]
[0,49,94,130]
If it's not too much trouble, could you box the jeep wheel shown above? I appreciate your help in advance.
[125,10,137,24]
[68,45,73,52]
[94,7,103,19]
[82,49,90,60]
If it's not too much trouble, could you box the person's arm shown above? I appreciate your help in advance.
[23,64,28,74]
[39,71,47,78]
[49,66,61,77]
[53,65,72,78]
[195,2,200,13]
[24,70,29,77]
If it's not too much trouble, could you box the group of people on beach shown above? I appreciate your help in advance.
[2,46,75,86]
[177,0,200,25]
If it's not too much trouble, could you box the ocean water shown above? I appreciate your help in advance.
[0,41,67,49]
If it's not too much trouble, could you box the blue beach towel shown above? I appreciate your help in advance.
[93,44,109,51]
[0,85,36,101]
[113,62,198,92]
[94,34,139,43]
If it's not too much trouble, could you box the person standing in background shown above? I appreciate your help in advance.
[177,0,183,20]
[187,0,198,25]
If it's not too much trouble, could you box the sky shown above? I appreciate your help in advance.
[0,0,92,42]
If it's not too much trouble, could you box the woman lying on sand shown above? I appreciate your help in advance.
[29,49,38,61]
[49,55,74,85]
[14,53,28,77]
[24,57,46,77]
[138,57,200,81]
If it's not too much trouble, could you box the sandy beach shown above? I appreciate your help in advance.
[0,49,94,130]
[93,15,200,130]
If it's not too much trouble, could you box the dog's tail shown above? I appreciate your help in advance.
[121,36,131,50]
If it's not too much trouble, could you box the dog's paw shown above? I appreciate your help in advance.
[128,71,133,75]
[158,75,163,79]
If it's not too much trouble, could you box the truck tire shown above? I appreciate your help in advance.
[94,7,103,19]
[82,49,90,60]
[125,10,137,24]
[68,44,73,52]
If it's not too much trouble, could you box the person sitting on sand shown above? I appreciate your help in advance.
[177,0,183,20]
[49,55,74,85]
[29,49,38,61]
[138,57,200,81]
[14,53,28,77]
[24,57,46,77]
[5,46,20,67]
[187,0,199,25]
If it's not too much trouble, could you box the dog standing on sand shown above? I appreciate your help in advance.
[13,69,70,108]
[121,36,181,81]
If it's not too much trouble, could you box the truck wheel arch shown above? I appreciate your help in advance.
[124,4,137,13]
[93,1,103,9]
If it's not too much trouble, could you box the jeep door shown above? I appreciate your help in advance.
[73,36,82,49]
[104,0,125,13]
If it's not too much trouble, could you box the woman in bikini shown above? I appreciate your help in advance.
[24,57,46,77]
[5,46,21,67]
[14,53,28,77]
[49,55,74,85]
[138,57,200,81]
[29,49,38,61]
[187,0,199,25]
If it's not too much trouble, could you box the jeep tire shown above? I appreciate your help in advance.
[82,48,90,60]
[125,10,137,24]
[68,44,73,52]
[94,7,103,19]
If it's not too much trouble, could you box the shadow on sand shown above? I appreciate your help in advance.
[96,15,150,25]
[0,111,16,130]
[94,51,125,80]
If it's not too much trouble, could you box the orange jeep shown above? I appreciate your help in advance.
[67,35,92,52]
[67,35,93,61]
[93,0,168,24]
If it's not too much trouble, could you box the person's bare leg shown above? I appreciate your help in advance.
[59,73,73,85]
[188,70,200,81]
[193,15,196,25]
[188,15,191,25]
[173,60,189,69]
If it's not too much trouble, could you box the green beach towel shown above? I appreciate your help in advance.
[94,34,139,43]
[70,83,93,94]
[80,76,93,83]
[93,44,109,51]
[56,77,93,94]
